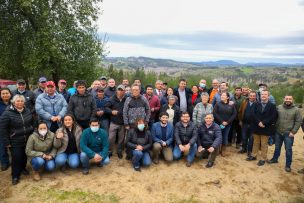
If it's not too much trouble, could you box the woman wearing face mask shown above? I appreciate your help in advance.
[0,88,12,171]
[54,114,82,170]
[126,118,152,172]
[0,94,34,185]
[26,121,57,181]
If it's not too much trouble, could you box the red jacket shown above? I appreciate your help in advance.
[144,94,160,121]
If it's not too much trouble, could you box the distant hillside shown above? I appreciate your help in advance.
[103,56,304,69]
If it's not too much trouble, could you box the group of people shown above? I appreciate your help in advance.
[0,76,303,186]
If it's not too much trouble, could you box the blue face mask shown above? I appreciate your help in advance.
[199,83,206,88]
[137,124,145,131]
[90,126,99,133]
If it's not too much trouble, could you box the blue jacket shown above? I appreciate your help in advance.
[80,128,109,159]
[0,101,9,116]
[35,93,68,128]
[151,122,174,147]
[197,122,222,149]
[95,96,110,120]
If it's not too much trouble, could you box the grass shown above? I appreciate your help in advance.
[240,67,254,75]
[28,187,120,203]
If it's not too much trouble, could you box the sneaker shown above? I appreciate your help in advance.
[285,167,291,172]
[134,167,141,172]
[267,159,278,164]
[117,152,123,159]
[60,165,67,172]
[246,156,257,161]
[22,169,30,176]
[236,143,241,149]
[33,171,41,181]
[206,161,214,168]
[153,158,159,165]
[257,160,266,166]
[298,168,304,174]
[238,149,247,154]
[1,164,10,171]
[186,162,192,167]
[82,168,89,175]
[12,177,20,185]
[97,162,103,168]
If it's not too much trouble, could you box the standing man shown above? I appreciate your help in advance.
[198,79,209,93]
[33,77,47,97]
[122,79,129,87]
[208,79,219,104]
[123,84,151,130]
[246,90,278,166]
[13,79,36,114]
[105,85,126,159]
[99,76,107,89]
[35,81,67,133]
[173,79,192,113]
[154,80,164,99]
[104,78,116,98]
[144,85,161,128]
[268,95,302,172]
[173,112,198,167]
[94,87,110,132]
[57,79,71,103]
[68,80,97,129]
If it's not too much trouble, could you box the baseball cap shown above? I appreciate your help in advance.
[38,77,47,83]
[99,76,107,80]
[96,86,105,92]
[45,81,56,87]
[59,79,67,84]
[117,84,126,90]
[17,79,26,84]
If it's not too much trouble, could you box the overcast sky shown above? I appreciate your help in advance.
[98,0,304,63]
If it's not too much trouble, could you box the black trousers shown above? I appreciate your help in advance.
[10,146,27,178]
[77,120,90,130]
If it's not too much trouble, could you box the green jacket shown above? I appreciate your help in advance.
[80,128,109,159]
[276,104,302,134]
[25,131,57,162]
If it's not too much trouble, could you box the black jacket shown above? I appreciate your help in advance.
[213,101,237,125]
[12,89,36,114]
[126,129,152,157]
[173,87,192,112]
[0,105,34,147]
[104,95,126,125]
[174,121,197,145]
[251,101,278,135]
[197,123,222,149]
[68,91,97,121]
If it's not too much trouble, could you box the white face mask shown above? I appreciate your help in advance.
[38,130,48,136]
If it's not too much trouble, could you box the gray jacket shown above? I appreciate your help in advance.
[276,104,302,134]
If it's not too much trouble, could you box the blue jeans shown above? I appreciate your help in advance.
[100,119,109,133]
[173,143,197,163]
[241,123,253,153]
[55,153,80,169]
[80,152,110,169]
[132,150,151,168]
[31,157,55,171]
[272,132,294,168]
[221,125,232,145]
[0,141,9,166]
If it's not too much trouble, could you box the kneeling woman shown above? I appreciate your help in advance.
[126,118,152,172]
[54,114,82,170]
[25,121,57,181]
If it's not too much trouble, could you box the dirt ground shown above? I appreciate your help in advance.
[1,131,304,203]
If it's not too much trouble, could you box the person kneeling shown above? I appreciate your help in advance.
[196,114,222,168]
[26,121,57,181]
[151,112,174,164]
[126,118,152,172]
[80,119,110,175]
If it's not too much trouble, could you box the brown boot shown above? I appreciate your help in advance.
[33,170,41,181]
[221,146,226,157]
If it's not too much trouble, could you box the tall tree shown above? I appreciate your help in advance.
[0,0,104,84]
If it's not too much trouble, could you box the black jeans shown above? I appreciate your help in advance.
[77,120,90,130]
[10,146,27,179]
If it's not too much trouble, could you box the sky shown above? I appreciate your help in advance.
[98,0,304,63]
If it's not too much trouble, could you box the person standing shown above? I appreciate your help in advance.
[57,79,71,103]
[13,79,36,114]
[0,88,12,171]
[94,87,110,132]
[33,77,47,97]
[173,112,198,167]
[246,90,278,166]
[104,78,116,98]
[192,92,213,127]
[35,81,67,133]
[173,79,192,113]
[268,95,302,172]
[0,95,34,185]
[144,85,160,128]
[68,80,97,129]
[105,85,126,159]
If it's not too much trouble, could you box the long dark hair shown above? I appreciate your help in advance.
[62,114,80,132]
[0,87,12,103]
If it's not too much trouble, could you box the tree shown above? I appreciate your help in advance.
[0,0,104,84]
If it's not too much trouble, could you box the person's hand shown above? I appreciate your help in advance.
[51,116,57,122]
[56,116,61,122]
[162,141,167,147]
[239,121,243,127]
[45,155,52,160]
[112,110,118,115]
[179,144,185,152]
[258,122,265,128]
[6,145,11,148]
[151,108,155,112]
[125,125,130,130]
[184,143,191,153]
[208,147,215,153]
[56,132,64,139]
[222,121,228,126]
[198,146,205,153]
[42,154,48,159]
[229,101,234,105]
[94,153,102,163]
[136,145,143,151]
[289,132,295,137]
